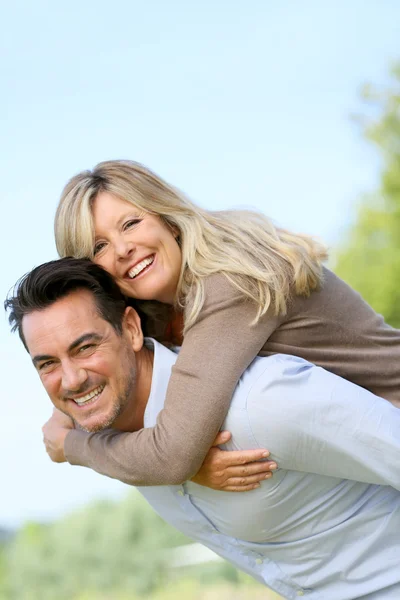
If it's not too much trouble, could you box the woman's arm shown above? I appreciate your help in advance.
[64,273,282,485]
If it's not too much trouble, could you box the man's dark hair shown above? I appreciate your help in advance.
[4,258,129,351]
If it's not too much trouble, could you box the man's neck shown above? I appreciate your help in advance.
[113,346,154,433]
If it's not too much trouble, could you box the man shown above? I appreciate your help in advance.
[5,258,400,600]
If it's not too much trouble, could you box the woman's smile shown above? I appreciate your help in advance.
[125,254,155,280]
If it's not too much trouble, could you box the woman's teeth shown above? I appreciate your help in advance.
[74,385,104,406]
[128,256,154,279]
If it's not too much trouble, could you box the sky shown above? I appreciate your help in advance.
[1,0,399,529]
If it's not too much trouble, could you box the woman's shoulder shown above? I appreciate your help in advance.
[198,269,370,320]
[202,272,241,301]
[185,273,246,315]
[295,267,367,304]
[184,271,282,338]
[288,267,389,329]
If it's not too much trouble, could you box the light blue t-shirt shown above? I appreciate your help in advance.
[138,340,400,600]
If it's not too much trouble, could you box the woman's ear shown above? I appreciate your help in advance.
[123,307,144,352]
[167,221,180,240]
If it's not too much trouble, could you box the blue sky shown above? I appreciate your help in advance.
[1,1,399,528]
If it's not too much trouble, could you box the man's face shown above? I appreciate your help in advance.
[22,289,137,433]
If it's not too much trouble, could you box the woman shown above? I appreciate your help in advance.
[54,160,400,489]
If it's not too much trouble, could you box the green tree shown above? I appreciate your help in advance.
[4,492,191,600]
[335,63,400,327]
[3,491,245,600]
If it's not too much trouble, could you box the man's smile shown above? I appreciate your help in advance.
[67,384,105,407]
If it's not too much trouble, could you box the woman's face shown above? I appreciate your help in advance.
[91,192,182,304]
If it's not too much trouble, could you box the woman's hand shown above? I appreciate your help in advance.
[191,431,277,492]
[42,408,75,463]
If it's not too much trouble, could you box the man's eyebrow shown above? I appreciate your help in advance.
[32,354,55,366]
[31,333,102,366]
[67,333,102,353]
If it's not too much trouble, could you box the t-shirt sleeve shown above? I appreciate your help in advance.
[64,273,281,485]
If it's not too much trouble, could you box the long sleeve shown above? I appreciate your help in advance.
[247,356,400,490]
[65,274,282,485]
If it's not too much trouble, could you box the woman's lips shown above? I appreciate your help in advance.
[126,254,156,280]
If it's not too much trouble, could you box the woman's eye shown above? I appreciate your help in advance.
[124,219,141,230]
[94,242,106,255]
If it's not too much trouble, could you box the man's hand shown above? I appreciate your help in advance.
[42,408,75,463]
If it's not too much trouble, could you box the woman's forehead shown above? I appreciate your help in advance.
[91,192,145,220]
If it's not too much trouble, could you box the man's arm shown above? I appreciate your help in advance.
[246,356,400,490]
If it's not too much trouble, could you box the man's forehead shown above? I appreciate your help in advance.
[22,290,107,354]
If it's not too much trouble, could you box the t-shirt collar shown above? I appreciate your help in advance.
[143,338,178,428]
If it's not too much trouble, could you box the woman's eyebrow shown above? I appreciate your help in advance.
[94,212,141,240]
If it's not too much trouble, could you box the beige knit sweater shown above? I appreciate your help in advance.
[65,268,400,485]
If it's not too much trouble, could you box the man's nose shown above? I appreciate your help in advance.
[61,361,88,392]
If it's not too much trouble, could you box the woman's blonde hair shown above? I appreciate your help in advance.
[55,160,328,331]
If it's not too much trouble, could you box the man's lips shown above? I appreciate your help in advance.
[125,254,155,279]
[67,384,105,407]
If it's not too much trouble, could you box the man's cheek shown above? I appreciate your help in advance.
[41,377,59,401]
[87,356,113,378]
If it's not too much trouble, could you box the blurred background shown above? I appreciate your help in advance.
[1,1,399,598]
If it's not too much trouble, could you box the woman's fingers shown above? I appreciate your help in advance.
[223,483,262,492]
[222,471,274,492]
[214,447,271,466]
[212,431,232,446]
[225,460,277,478]
[191,434,277,492]
[211,433,273,469]
[226,473,272,487]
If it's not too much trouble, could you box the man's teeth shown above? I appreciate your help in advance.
[74,385,104,406]
[128,256,154,279]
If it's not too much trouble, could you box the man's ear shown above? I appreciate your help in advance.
[123,307,144,352]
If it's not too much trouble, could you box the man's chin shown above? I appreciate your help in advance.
[72,408,121,433]
[76,422,106,433]
[73,419,112,433]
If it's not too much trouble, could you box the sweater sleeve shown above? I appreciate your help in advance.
[64,273,282,485]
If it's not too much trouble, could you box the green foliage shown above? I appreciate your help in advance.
[35,578,277,600]
[335,63,400,327]
[1,492,269,600]
[0,543,11,599]
[3,492,192,600]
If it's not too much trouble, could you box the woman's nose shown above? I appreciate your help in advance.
[114,237,135,259]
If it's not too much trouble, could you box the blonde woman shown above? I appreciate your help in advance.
[52,160,400,489]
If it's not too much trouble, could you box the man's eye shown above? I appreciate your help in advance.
[39,361,55,371]
[79,344,95,353]
[94,242,106,256]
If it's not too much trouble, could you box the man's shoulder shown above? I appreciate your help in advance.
[243,353,315,383]
[231,354,317,408]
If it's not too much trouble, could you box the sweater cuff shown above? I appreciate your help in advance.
[64,429,90,467]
